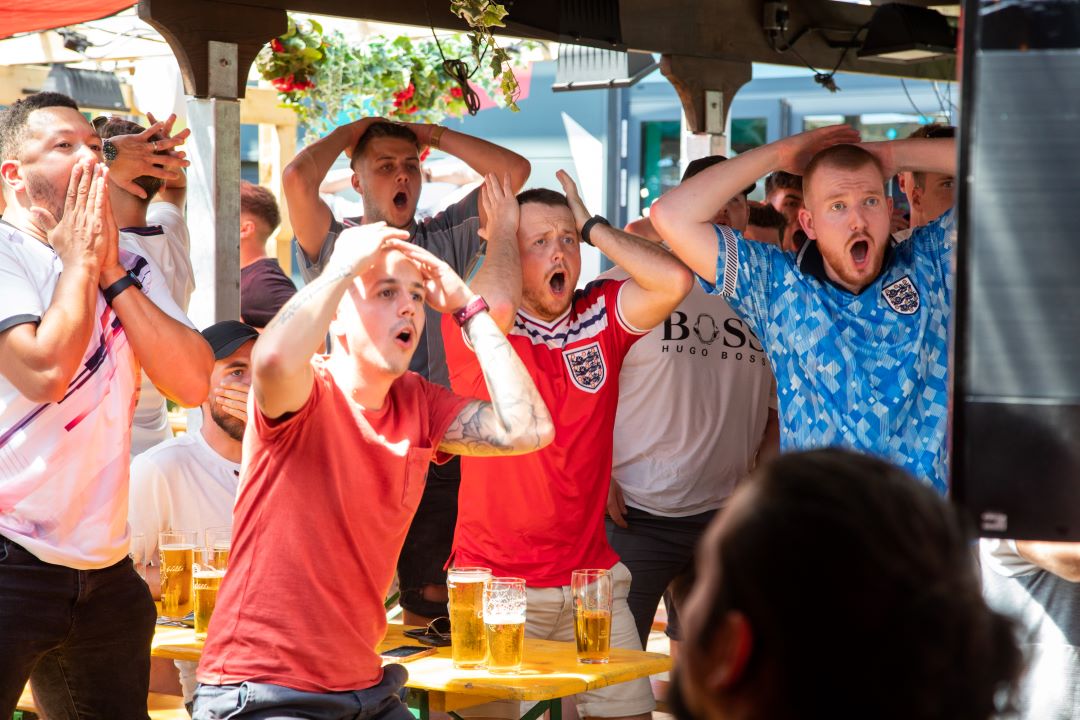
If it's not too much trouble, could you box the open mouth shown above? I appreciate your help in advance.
[393,191,408,209]
[549,271,567,295]
[850,239,870,266]
[394,326,414,348]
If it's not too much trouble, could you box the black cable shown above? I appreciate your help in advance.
[900,78,930,119]
[424,0,485,116]
[768,21,868,93]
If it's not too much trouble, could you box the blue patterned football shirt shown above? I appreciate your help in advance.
[700,210,955,493]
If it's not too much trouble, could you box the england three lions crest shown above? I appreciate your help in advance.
[563,341,607,394]
[882,275,920,315]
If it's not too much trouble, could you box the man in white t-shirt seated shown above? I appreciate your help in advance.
[605,156,779,655]
[97,114,196,454]
[0,92,212,719]
[130,319,257,712]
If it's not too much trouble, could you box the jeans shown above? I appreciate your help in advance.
[193,664,414,720]
[0,535,157,719]
[606,506,717,646]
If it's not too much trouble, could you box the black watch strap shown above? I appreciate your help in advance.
[103,272,142,306]
[580,215,610,247]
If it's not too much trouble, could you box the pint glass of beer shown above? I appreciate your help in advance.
[193,548,226,640]
[448,566,491,668]
[205,526,232,570]
[159,530,197,620]
[483,577,527,674]
[572,569,612,664]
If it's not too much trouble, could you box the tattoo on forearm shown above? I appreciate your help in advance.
[266,263,353,332]
[440,315,550,456]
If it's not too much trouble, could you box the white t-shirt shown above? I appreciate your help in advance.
[601,267,776,517]
[123,202,195,455]
[128,430,240,560]
[128,429,239,704]
[0,221,190,569]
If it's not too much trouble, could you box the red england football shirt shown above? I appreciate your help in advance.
[443,279,647,587]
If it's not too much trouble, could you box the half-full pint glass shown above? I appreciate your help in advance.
[448,566,491,668]
[206,526,232,570]
[159,530,197,619]
[193,548,226,640]
[483,577,526,674]
[572,569,612,664]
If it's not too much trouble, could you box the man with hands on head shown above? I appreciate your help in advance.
[442,172,692,720]
[194,222,553,720]
[0,92,212,719]
[650,125,958,493]
[283,115,531,625]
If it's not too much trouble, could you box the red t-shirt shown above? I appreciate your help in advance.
[197,359,469,693]
[444,279,646,587]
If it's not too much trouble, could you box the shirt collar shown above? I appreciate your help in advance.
[795,236,898,296]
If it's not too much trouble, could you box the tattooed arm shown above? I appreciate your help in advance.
[252,222,411,418]
[439,311,554,456]
[387,243,554,457]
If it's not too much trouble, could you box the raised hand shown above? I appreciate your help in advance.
[774,124,862,175]
[479,172,520,243]
[555,169,591,230]
[326,222,412,279]
[341,117,388,158]
[30,160,107,272]
[213,380,250,424]
[107,115,191,198]
[389,242,474,315]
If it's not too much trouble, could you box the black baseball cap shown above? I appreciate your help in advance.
[682,155,757,197]
[200,320,259,360]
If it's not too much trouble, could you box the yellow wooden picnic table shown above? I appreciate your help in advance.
[152,622,671,720]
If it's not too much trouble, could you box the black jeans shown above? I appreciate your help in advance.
[397,457,461,618]
[606,506,717,647]
[0,535,157,720]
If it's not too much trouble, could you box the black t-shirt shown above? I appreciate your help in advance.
[240,258,298,328]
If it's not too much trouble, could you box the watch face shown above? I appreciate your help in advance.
[103,140,118,163]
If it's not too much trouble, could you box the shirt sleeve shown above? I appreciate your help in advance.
[697,224,774,338]
[128,451,172,560]
[910,207,956,303]
[146,202,196,309]
[418,187,483,277]
[241,264,298,328]
[440,313,488,399]
[296,217,346,285]
[602,279,649,360]
[0,243,44,333]
[121,247,195,330]
[979,538,1040,578]
[422,378,473,464]
[251,359,326,440]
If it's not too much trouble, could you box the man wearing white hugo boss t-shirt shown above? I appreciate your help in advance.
[130,320,257,712]
[0,92,212,719]
[97,115,196,454]
[605,156,779,653]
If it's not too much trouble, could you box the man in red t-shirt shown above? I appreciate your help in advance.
[443,172,693,720]
[194,221,553,720]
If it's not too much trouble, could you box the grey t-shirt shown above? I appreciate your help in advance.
[295,189,482,388]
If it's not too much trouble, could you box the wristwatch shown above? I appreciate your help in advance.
[103,271,142,306]
[102,139,119,165]
[580,215,610,247]
[452,295,489,327]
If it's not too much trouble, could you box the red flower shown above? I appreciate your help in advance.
[270,38,285,53]
[405,105,419,115]
[450,86,463,99]
[271,75,293,92]
[419,147,431,162]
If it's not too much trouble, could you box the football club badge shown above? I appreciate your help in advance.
[882,275,920,315]
[563,341,607,393]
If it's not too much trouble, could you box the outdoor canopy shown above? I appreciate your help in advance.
[0,1,134,40]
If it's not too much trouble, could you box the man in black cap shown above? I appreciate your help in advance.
[128,320,259,713]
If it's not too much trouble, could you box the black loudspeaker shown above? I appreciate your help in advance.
[952,1,1080,539]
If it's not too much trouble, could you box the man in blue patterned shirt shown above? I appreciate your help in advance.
[651,125,957,493]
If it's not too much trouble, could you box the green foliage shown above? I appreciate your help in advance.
[450,0,522,112]
[255,13,525,142]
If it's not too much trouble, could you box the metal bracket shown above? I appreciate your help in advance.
[207,40,238,99]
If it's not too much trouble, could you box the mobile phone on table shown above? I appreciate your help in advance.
[379,645,437,663]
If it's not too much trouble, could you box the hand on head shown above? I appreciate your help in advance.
[775,125,862,175]
[106,112,190,198]
[342,117,388,158]
[555,170,591,230]
[388,242,474,315]
[479,172,519,242]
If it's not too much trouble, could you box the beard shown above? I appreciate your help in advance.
[25,170,65,223]
[209,403,245,442]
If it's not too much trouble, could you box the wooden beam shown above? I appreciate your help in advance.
[239,86,295,126]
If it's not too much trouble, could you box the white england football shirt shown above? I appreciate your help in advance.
[0,221,191,569]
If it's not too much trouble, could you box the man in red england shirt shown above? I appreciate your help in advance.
[443,173,693,720]
[193,221,553,719]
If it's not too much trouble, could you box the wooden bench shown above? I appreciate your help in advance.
[17,684,188,719]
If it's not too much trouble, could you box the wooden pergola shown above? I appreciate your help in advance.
[129,0,959,322]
